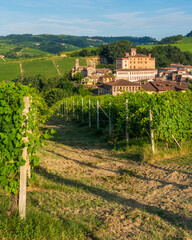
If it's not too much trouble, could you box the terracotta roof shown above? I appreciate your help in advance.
[116,68,157,72]
[104,80,141,87]
[159,67,177,70]
[116,54,154,60]
[100,74,113,78]
[142,81,188,92]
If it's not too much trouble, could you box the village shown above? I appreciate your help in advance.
[71,48,191,95]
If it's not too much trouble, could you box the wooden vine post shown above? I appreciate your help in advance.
[109,103,112,137]
[19,96,30,219]
[73,99,75,117]
[97,100,99,130]
[82,98,84,124]
[125,99,129,144]
[66,101,68,116]
[77,100,79,120]
[149,102,155,154]
[89,99,91,128]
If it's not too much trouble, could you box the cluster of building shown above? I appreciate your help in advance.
[71,48,191,95]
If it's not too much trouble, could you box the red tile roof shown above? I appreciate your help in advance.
[142,81,189,92]
[104,80,141,87]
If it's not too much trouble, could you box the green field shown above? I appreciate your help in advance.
[0,62,21,81]
[22,60,58,77]
[138,43,192,53]
[54,57,87,75]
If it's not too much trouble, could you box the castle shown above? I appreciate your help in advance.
[115,48,157,81]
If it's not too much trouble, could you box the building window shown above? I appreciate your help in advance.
[114,87,116,92]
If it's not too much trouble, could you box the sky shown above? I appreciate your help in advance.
[0,0,192,40]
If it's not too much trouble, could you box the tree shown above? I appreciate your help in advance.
[73,72,84,82]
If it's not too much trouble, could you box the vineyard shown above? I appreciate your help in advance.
[0,83,192,239]
[53,90,192,151]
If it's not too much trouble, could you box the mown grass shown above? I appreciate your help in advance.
[0,62,21,81]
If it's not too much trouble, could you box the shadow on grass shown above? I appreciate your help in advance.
[36,166,192,231]
[149,163,192,176]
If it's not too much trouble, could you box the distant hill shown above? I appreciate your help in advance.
[186,31,192,37]
[0,34,158,55]
[159,35,183,44]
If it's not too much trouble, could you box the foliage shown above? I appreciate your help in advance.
[99,41,192,67]
[137,45,192,68]
[54,90,192,145]
[0,82,49,195]
[99,40,133,64]
[76,85,92,97]
[73,72,84,82]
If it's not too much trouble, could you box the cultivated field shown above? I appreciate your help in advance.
[22,59,59,77]
[0,57,87,81]
[0,62,21,81]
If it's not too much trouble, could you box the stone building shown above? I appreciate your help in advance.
[72,59,112,78]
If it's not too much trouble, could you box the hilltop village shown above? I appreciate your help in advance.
[72,48,191,95]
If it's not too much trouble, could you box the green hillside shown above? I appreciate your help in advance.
[138,43,192,53]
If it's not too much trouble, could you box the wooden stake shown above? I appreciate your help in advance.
[19,96,30,219]
[97,100,99,129]
[77,101,79,120]
[125,99,129,144]
[109,102,112,137]
[89,99,91,128]
[149,104,155,154]
[172,134,181,148]
[66,101,68,116]
[73,99,75,117]
[82,98,84,124]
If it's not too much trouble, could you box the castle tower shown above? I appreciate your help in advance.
[75,58,79,69]
[130,48,137,56]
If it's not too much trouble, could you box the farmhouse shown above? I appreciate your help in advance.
[116,48,157,81]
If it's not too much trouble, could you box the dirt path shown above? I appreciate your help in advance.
[52,60,62,77]
[36,117,192,239]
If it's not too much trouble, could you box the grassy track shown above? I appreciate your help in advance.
[1,117,191,239]
[0,62,21,81]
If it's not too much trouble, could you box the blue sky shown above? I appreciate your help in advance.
[0,0,192,40]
